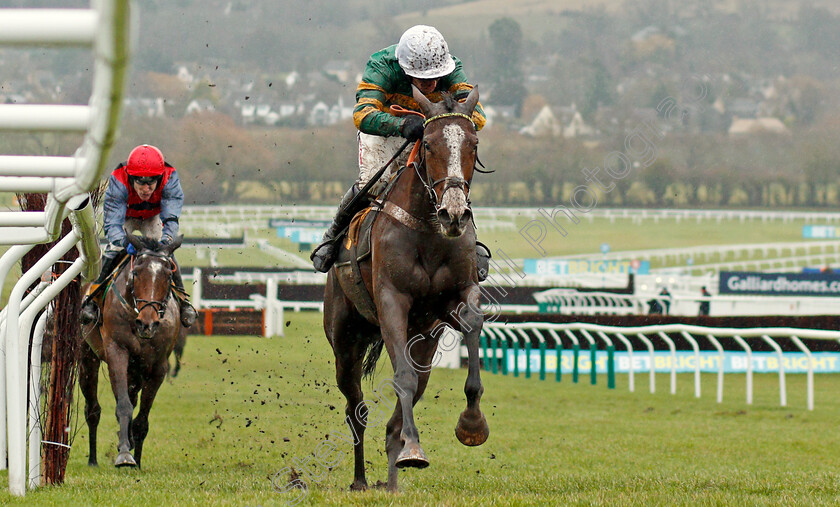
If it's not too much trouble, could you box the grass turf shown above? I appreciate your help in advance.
[1,311,839,505]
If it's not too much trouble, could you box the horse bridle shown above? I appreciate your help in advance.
[124,250,176,319]
[414,112,476,212]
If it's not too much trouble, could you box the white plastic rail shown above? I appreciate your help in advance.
[0,0,131,497]
[483,321,840,412]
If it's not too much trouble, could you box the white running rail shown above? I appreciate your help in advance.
[0,1,132,496]
[483,321,840,412]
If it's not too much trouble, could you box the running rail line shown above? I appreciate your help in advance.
[480,321,840,412]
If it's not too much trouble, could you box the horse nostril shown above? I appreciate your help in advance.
[461,208,473,227]
[134,319,143,329]
[436,208,451,226]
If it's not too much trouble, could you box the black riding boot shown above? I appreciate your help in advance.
[80,253,122,325]
[310,184,361,273]
[171,260,197,328]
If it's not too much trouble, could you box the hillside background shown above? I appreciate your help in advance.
[2,0,840,208]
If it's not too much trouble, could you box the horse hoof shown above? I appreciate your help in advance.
[349,480,368,491]
[455,411,489,446]
[114,452,137,467]
[395,444,429,469]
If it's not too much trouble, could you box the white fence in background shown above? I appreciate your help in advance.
[481,321,840,411]
[531,287,840,317]
[0,1,131,496]
[180,205,840,228]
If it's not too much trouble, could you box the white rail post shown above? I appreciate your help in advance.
[732,335,753,405]
[761,335,786,408]
[657,331,678,395]
[705,334,726,403]
[613,332,635,392]
[636,333,656,393]
[679,331,702,398]
[789,336,814,411]
[28,309,51,489]
[192,268,203,310]
[264,278,278,337]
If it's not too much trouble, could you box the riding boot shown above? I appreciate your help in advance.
[310,184,361,273]
[476,240,491,283]
[80,253,122,325]
[171,262,197,328]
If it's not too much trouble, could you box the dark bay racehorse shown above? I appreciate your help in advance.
[325,86,488,492]
[80,234,183,468]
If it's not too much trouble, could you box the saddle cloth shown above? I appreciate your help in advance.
[334,204,381,324]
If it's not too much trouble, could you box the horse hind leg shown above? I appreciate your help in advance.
[78,344,101,466]
[333,337,371,491]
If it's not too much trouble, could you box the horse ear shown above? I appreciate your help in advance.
[160,235,183,256]
[125,232,143,250]
[459,85,479,115]
[412,84,433,114]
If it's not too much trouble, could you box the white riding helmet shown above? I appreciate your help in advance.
[396,25,456,79]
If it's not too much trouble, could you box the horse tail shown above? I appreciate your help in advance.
[362,338,384,379]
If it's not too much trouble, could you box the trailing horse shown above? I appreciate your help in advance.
[324,85,488,492]
[79,234,183,468]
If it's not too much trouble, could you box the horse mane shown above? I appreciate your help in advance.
[131,235,163,252]
[440,92,457,111]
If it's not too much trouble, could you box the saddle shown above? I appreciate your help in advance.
[334,203,381,325]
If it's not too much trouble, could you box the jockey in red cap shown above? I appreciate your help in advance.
[80,145,196,328]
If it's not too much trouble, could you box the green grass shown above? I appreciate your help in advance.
[477,214,809,261]
[2,312,839,505]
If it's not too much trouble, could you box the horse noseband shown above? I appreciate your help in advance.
[431,176,469,193]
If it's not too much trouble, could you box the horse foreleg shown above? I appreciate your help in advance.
[104,342,136,467]
[131,361,167,469]
[453,286,489,446]
[78,344,101,466]
[385,335,438,491]
[378,291,427,470]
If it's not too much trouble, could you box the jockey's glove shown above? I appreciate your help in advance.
[161,235,173,246]
[126,243,137,256]
[399,116,425,142]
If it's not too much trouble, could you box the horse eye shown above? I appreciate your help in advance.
[423,141,431,150]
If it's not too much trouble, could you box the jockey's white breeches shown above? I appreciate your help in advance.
[356,132,412,195]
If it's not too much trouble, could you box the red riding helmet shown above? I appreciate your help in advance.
[126,145,165,177]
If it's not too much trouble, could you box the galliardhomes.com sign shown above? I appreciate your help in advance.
[719,271,840,297]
